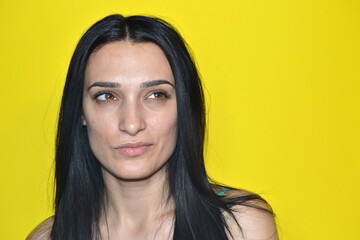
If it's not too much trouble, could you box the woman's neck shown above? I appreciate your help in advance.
[99,167,174,239]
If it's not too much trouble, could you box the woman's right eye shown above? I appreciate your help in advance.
[95,92,118,101]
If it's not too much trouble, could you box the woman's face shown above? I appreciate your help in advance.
[82,41,177,181]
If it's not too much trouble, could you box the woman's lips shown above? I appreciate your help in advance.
[115,142,152,157]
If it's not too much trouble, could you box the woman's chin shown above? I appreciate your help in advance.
[101,164,167,183]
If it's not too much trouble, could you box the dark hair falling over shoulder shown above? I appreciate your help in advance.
[52,14,273,240]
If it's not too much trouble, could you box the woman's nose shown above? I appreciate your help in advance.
[118,101,146,136]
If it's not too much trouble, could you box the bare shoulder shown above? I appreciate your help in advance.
[223,189,279,240]
[26,216,54,240]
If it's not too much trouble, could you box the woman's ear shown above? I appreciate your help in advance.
[81,115,87,126]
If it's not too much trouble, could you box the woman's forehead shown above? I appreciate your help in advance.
[85,41,175,85]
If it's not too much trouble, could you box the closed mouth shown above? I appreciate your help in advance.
[114,142,153,157]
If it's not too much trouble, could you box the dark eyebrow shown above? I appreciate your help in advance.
[87,82,120,91]
[87,80,174,91]
[141,80,175,88]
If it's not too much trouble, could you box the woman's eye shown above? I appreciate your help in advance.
[96,93,117,101]
[148,91,168,100]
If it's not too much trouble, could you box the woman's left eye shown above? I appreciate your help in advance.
[148,91,169,100]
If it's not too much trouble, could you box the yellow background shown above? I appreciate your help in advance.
[0,0,359,239]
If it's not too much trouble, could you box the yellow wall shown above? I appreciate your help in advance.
[0,0,359,239]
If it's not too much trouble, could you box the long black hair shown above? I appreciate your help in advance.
[52,14,270,240]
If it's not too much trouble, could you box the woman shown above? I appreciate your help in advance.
[28,14,278,240]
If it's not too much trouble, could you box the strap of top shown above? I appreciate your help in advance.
[217,187,230,196]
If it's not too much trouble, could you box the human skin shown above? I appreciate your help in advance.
[82,41,177,183]
[81,41,177,239]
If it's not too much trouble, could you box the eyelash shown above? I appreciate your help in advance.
[94,91,117,101]
[147,90,170,100]
[93,90,170,102]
